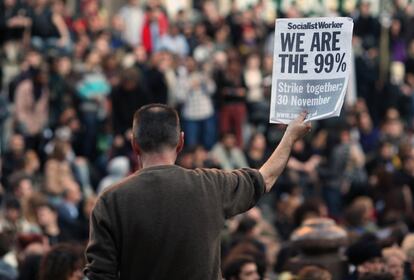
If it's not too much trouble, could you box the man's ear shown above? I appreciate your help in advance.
[176,131,184,154]
[131,136,141,156]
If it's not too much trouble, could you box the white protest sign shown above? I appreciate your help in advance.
[270,17,354,124]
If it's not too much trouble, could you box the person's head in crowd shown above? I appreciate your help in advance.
[120,67,140,91]
[53,56,72,77]
[34,0,49,9]
[73,39,89,60]
[246,53,261,70]
[359,0,373,18]
[223,256,260,280]
[185,56,198,73]
[94,33,111,57]
[338,125,352,144]
[226,57,243,79]
[297,265,332,280]
[24,49,43,71]
[36,203,58,231]
[292,138,306,155]
[134,45,148,64]
[82,0,99,16]
[51,0,65,15]
[377,141,396,163]
[235,217,259,238]
[19,254,43,280]
[276,189,303,222]
[2,0,17,9]
[39,243,84,280]
[9,133,25,155]
[346,234,383,276]
[16,233,49,265]
[31,63,49,88]
[176,147,194,169]
[59,108,81,133]
[194,22,207,39]
[193,145,218,168]
[20,150,41,176]
[382,114,404,141]
[127,0,140,6]
[247,133,266,152]
[10,173,34,200]
[382,247,406,280]
[213,51,228,70]
[63,181,82,205]
[358,111,374,133]
[390,17,404,38]
[385,108,400,121]
[49,140,70,162]
[389,62,405,86]
[103,52,120,72]
[344,196,375,229]
[168,23,181,37]
[131,104,183,165]
[215,24,230,45]
[4,196,22,224]
[293,198,327,228]
[202,0,220,23]
[146,5,163,22]
[220,133,237,150]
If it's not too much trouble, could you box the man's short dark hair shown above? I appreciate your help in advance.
[132,104,180,153]
[223,256,256,279]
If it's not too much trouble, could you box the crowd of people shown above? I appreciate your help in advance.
[1,0,414,279]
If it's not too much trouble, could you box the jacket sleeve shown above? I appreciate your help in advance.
[84,196,119,280]
[214,168,265,219]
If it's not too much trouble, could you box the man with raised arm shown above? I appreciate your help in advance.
[84,104,310,279]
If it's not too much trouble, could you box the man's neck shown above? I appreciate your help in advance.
[141,150,177,169]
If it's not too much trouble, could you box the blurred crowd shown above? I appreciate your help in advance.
[2,0,414,279]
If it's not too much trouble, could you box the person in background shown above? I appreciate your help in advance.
[222,256,260,280]
[13,65,49,151]
[38,243,84,280]
[111,67,150,137]
[175,57,216,149]
[117,0,145,48]
[216,57,247,147]
[244,132,268,169]
[244,53,266,127]
[97,156,130,194]
[382,247,406,280]
[76,50,110,159]
[157,24,189,57]
[44,140,79,197]
[57,181,85,241]
[141,5,168,54]
[211,132,248,170]
[0,231,17,280]
[36,202,68,245]
[1,134,26,189]
[29,0,71,53]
